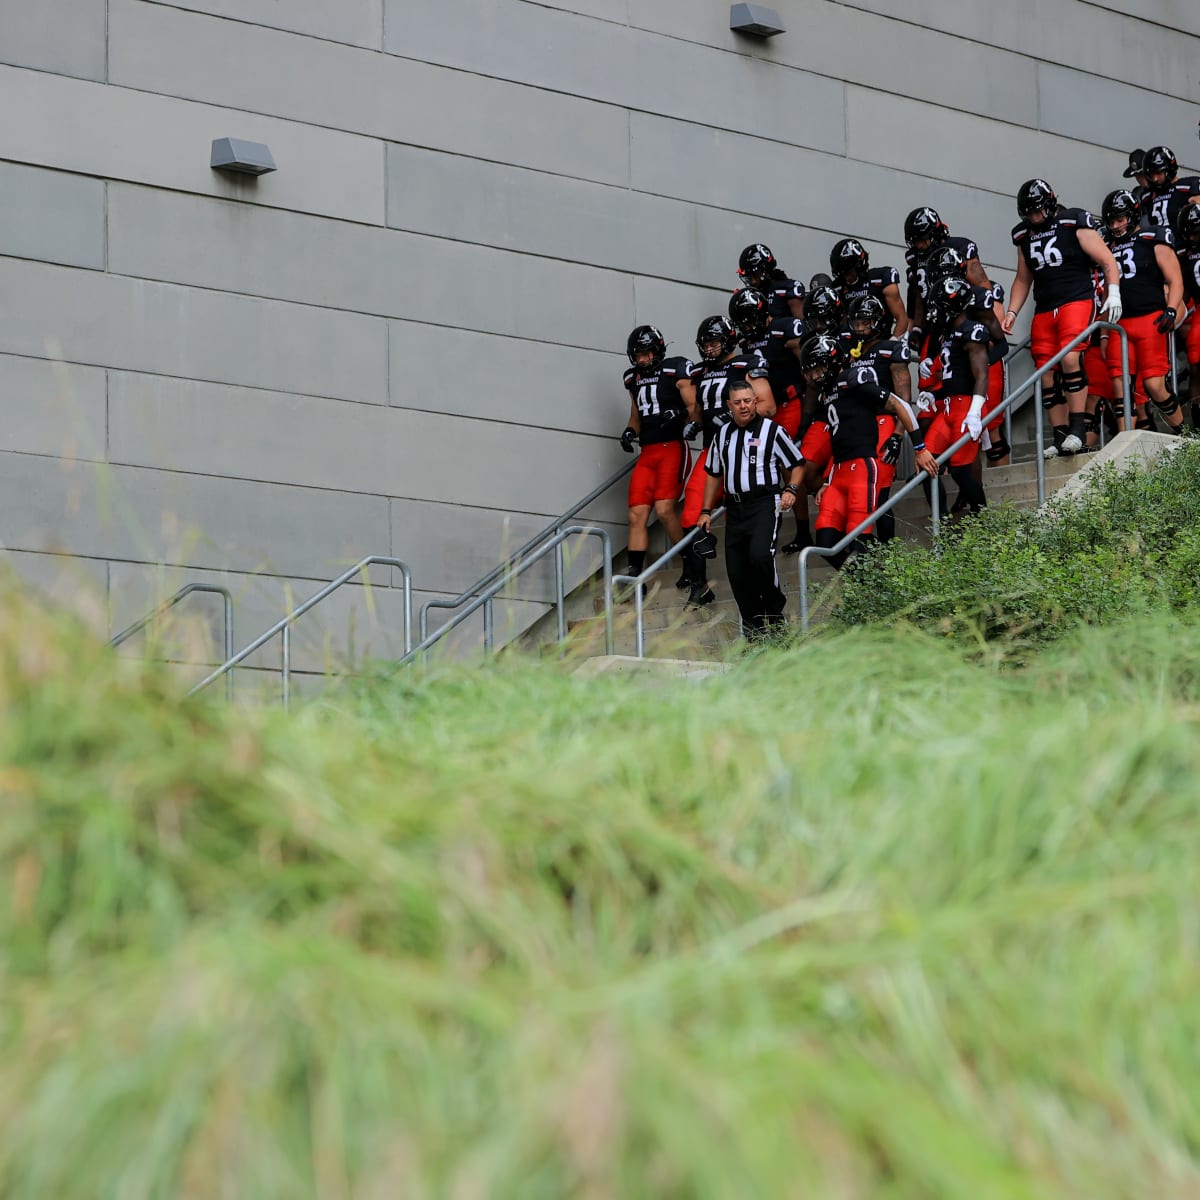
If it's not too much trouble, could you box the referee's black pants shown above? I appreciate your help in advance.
[724,494,786,638]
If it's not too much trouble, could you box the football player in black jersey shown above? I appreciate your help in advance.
[800,336,935,568]
[737,243,805,320]
[923,276,995,514]
[729,287,811,553]
[1101,189,1185,434]
[1003,179,1121,458]
[620,325,697,591]
[1138,146,1200,230]
[679,315,773,605]
[846,295,915,542]
[829,238,910,340]
[1175,203,1200,429]
[903,207,1005,337]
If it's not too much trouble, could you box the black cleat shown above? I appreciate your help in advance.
[686,583,715,607]
[675,570,691,589]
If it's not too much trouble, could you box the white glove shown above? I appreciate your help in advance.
[916,390,937,415]
[1100,284,1122,324]
[918,357,935,386]
[962,395,986,441]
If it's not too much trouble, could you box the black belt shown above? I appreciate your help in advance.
[724,489,778,505]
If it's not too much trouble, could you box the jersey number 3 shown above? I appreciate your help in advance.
[1116,245,1138,280]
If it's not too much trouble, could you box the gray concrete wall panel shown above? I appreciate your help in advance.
[1037,65,1200,163]
[0,451,390,579]
[107,0,630,186]
[106,185,632,352]
[1,549,109,630]
[0,258,388,405]
[0,0,106,80]
[140,0,384,47]
[387,0,846,155]
[387,322,623,437]
[0,355,107,462]
[630,0,1039,130]
[1080,0,1200,37]
[0,63,384,225]
[838,0,1200,107]
[0,162,105,270]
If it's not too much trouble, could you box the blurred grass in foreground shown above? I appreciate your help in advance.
[2,583,1200,1198]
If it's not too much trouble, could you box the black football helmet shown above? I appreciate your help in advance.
[1017,178,1057,221]
[695,314,737,361]
[1143,145,1178,191]
[1176,201,1200,248]
[737,243,777,285]
[848,294,889,339]
[1101,189,1140,235]
[804,285,842,334]
[728,288,771,339]
[926,245,969,284]
[830,237,869,282]
[808,271,835,294]
[904,206,948,250]
[626,325,666,367]
[799,334,845,383]
[932,275,973,318]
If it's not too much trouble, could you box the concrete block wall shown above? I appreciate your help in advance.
[1,0,1197,674]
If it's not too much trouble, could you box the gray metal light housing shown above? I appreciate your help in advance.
[210,137,277,176]
[730,2,785,37]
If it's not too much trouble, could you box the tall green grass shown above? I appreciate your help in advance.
[3,584,1200,1197]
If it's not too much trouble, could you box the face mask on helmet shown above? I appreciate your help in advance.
[830,239,869,282]
[1176,204,1200,247]
[1143,146,1178,192]
[800,335,842,384]
[728,289,770,339]
[848,296,887,339]
[695,315,736,361]
[737,243,777,286]
[1101,189,1139,238]
[626,325,666,367]
[904,206,947,252]
[805,286,842,333]
[927,246,968,283]
[1017,179,1057,225]
[936,276,972,318]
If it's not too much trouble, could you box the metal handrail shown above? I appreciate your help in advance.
[419,461,633,642]
[797,320,1130,631]
[111,583,235,700]
[188,556,414,707]
[398,525,613,665]
[610,508,727,659]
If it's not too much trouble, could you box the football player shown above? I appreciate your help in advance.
[737,243,805,320]
[1101,189,1185,433]
[619,325,697,591]
[1003,179,1121,457]
[1175,203,1200,429]
[829,238,910,339]
[1138,146,1200,230]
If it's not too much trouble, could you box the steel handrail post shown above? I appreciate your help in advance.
[554,541,567,643]
[281,623,291,709]
[419,462,634,632]
[1035,377,1045,504]
[601,551,614,655]
[609,506,728,658]
[398,527,611,667]
[1170,329,1178,399]
[188,556,414,697]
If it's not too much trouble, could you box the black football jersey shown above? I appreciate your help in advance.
[1178,244,1200,304]
[763,270,806,319]
[741,317,806,407]
[846,335,910,392]
[938,317,990,395]
[828,363,890,462]
[1012,208,1099,311]
[690,351,769,445]
[906,236,980,300]
[623,355,692,445]
[1107,226,1173,316]
[837,266,901,310]
[1139,180,1200,230]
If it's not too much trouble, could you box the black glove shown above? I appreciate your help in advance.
[619,426,638,453]
[1156,307,1177,334]
[710,411,732,430]
[880,432,904,465]
[682,420,701,441]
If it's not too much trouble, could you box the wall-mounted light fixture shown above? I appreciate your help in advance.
[730,3,785,38]
[210,137,277,177]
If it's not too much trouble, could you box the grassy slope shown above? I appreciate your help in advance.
[2,586,1200,1198]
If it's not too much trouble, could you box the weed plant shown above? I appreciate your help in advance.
[834,439,1200,647]
[2,582,1200,1196]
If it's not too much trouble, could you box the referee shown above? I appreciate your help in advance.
[697,379,805,640]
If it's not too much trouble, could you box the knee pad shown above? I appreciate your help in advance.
[1061,368,1087,395]
[1135,415,1154,431]
[1153,391,1180,417]
[1083,413,1100,433]
[1041,384,1062,410]
[985,437,1010,463]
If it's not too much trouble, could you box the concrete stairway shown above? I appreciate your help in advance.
[519,446,1092,662]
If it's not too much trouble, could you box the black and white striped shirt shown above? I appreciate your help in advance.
[704,415,804,498]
